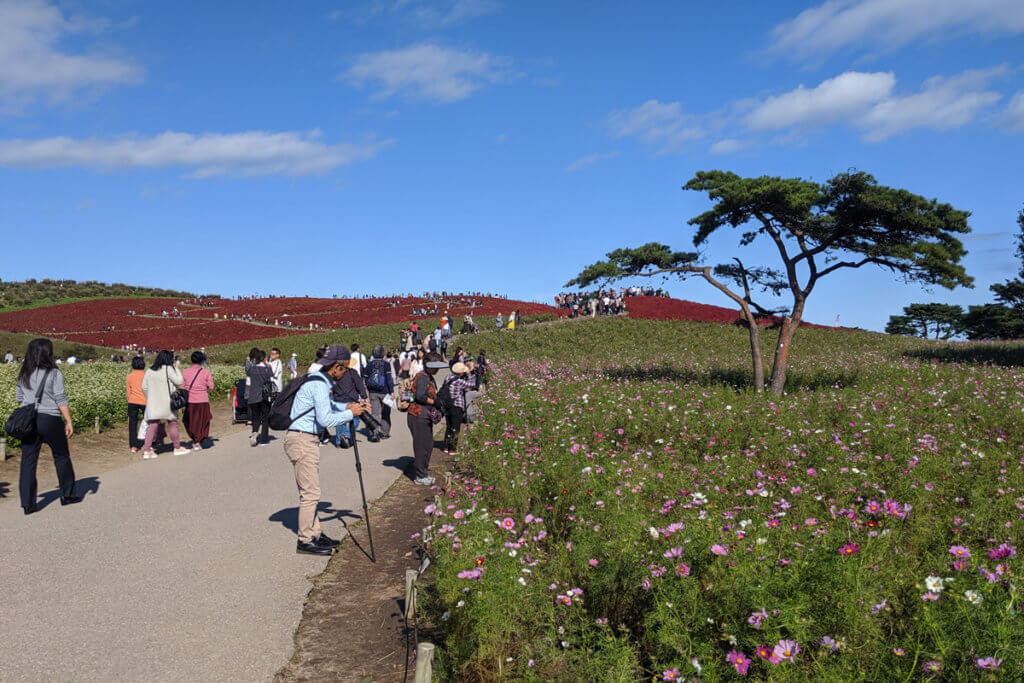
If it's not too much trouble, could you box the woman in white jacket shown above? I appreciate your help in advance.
[141,349,188,459]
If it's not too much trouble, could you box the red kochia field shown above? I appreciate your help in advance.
[0,295,558,349]
[625,295,761,324]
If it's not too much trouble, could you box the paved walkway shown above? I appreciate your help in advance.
[0,417,416,682]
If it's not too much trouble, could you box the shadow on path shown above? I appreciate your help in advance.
[0,481,9,498]
[268,502,360,534]
[37,476,101,510]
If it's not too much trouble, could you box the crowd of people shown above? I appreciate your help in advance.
[554,287,669,317]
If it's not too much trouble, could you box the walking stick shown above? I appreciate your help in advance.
[350,427,376,563]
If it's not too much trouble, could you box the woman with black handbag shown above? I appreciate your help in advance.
[140,350,189,459]
[12,338,79,515]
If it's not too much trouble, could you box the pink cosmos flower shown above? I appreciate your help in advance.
[711,544,729,556]
[922,661,942,673]
[893,648,905,656]
[588,558,599,567]
[726,650,751,675]
[663,547,683,559]
[755,646,772,660]
[675,562,690,577]
[948,545,971,559]
[805,518,818,526]
[662,667,680,680]
[976,657,1001,670]
[988,543,1016,560]
[747,607,768,629]
[457,568,483,580]
[773,639,800,662]
[424,504,437,515]
[838,543,858,556]
[500,517,515,530]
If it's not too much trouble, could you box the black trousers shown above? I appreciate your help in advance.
[249,400,270,444]
[128,403,145,450]
[444,406,465,452]
[407,413,433,479]
[20,413,76,509]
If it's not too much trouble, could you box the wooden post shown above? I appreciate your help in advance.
[0,437,6,460]
[94,416,101,434]
[405,569,418,620]
[414,642,434,683]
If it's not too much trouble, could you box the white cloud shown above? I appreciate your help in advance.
[744,67,1005,141]
[608,100,705,152]
[565,150,619,172]
[858,67,1004,141]
[342,44,513,102]
[0,0,141,108]
[770,0,1024,59]
[1004,91,1024,131]
[0,130,391,177]
[745,71,895,130]
[338,0,501,27]
[709,139,748,155]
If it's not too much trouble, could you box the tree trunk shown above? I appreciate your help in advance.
[768,299,805,395]
[745,316,765,392]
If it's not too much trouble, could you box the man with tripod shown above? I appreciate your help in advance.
[284,345,367,556]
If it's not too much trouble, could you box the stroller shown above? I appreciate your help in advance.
[231,378,250,424]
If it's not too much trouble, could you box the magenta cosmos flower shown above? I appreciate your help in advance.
[838,542,859,556]
[726,650,751,675]
[500,517,515,530]
[948,545,971,559]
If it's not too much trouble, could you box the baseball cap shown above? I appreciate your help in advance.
[318,345,356,369]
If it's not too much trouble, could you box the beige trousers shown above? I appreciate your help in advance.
[284,431,322,543]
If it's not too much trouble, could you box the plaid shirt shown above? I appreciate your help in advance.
[448,375,474,409]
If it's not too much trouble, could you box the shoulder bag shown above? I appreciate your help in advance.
[167,367,188,412]
[5,369,53,441]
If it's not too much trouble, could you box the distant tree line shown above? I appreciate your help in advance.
[0,279,212,310]
[886,208,1024,340]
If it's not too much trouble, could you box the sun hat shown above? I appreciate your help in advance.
[451,362,469,375]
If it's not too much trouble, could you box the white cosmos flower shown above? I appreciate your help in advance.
[925,575,945,593]
[964,590,982,605]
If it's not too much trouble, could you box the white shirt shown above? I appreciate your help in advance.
[4,353,13,363]
[66,356,77,365]
[269,358,283,391]
[308,362,322,374]
[352,352,367,371]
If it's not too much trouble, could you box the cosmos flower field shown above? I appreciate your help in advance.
[424,318,1024,680]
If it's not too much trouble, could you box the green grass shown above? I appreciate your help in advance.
[423,317,1024,681]
[0,330,122,362]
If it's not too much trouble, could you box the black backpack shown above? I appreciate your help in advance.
[364,359,388,392]
[269,375,326,431]
[435,375,456,416]
[5,369,52,441]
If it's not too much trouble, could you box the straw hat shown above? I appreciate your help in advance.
[451,362,469,375]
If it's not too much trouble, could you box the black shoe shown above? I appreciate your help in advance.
[297,540,334,556]
[23,505,37,515]
[335,436,350,449]
[60,495,82,506]
[367,434,380,443]
[314,533,341,548]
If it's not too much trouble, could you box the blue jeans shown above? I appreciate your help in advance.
[332,417,359,445]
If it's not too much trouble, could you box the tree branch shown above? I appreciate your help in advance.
[816,256,901,279]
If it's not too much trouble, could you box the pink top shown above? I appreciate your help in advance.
[180,365,214,403]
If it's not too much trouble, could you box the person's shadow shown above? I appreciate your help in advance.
[268,501,361,534]
[36,476,101,509]
[0,481,9,499]
[382,456,414,476]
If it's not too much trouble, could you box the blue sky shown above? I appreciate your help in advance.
[1,0,1022,330]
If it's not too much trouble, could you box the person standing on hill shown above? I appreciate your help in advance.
[283,345,367,556]
[288,353,298,380]
[363,345,394,440]
[141,350,189,459]
[246,349,274,447]
[496,313,503,331]
[181,351,215,450]
[443,362,473,455]
[126,356,147,453]
[330,353,368,448]
[16,338,80,514]
[350,343,367,373]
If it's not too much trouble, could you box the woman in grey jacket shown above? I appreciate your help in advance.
[15,338,79,514]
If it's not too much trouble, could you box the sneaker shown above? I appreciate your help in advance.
[413,476,436,486]
[249,434,258,447]
[142,450,157,459]
[192,444,203,451]
[130,447,139,453]
[172,448,189,456]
